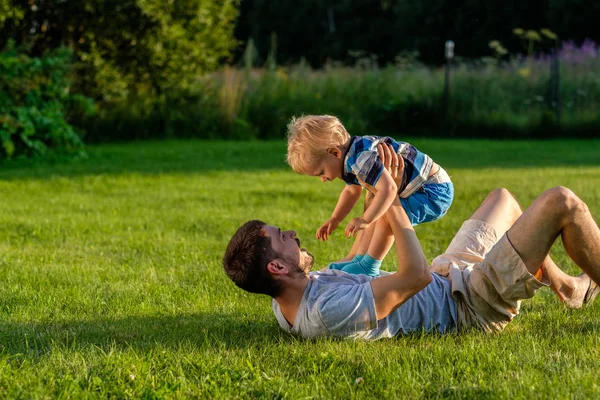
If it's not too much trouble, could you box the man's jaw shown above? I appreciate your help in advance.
[300,248,315,273]
[294,236,314,273]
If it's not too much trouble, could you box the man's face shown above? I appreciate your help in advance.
[264,225,314,274]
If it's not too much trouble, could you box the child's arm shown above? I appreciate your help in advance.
[316,184,363,241]
[345,168,398,237]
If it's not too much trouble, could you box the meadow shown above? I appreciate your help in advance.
[0,138,599,398]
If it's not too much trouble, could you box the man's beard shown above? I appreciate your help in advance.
[299,249,315,274]
[282,249,314,276]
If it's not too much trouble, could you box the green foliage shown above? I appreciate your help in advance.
[0,0,23,28]
[0,0,239,100]
[0,140,599,397]
[82,60,600,142]
[82,0,239,102]
[0,0,239,143]
[0,44,93,159]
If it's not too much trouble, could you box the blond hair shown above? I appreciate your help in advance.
[286,115,350,175]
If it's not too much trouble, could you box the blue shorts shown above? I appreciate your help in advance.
[400,181,454,226]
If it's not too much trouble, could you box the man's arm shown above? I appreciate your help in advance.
[369,191,431,319]
[344,149,400,237]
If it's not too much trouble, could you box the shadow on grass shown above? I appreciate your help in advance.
[1,139,599,181]
[2,309,599,359]
[0,312,285,358]
[0,140,289,181]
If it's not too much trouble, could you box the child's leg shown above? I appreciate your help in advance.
[358,189,377,256]
[365,218,395,260]
[355,220,377,255]
[357,190,397,275]
[329,192,376,269]
[355,179,454,275]
[339,217,392,276]
[346,199,397,276]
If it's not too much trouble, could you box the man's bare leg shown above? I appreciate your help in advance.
[506,187,600,302]
[471,188,594,308]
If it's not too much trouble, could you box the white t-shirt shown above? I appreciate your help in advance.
[272,269,457,339]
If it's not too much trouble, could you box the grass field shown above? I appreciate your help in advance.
[0,139,600,398]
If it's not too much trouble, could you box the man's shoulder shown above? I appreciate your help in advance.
[276,270,378,338]
[309,269,373,283]
[296,271,372,308]
[271,271,356,337]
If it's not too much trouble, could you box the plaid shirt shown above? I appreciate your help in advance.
[342,136,433,197]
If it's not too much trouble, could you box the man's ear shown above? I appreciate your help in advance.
[267,260,287,275]
[327,147,342,159]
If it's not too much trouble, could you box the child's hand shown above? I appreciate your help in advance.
[316,217,341,241]
[345,217,370,237]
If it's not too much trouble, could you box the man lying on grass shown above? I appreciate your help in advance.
[223,155,600,338]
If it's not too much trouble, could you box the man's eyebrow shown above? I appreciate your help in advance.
[278,228,282,236]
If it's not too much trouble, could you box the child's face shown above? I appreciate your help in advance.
[311,148,343,182]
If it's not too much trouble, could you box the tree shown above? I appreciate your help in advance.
[0,0,23,29]
[235,0,600,67]
[1,0,240,101]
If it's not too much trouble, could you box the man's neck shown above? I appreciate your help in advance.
[273,275,310,327]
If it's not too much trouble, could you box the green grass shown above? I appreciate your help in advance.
[0,138,600,398]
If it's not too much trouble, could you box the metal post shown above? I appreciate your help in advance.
[327,6,336,33]
[443,40,455,119]
[551,43,561,125]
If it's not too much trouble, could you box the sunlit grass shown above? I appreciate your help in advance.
[0,139,599,398]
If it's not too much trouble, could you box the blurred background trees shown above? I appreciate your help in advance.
[1,0,239,154]
[1,0,600,158]
[1,0,239,100]
[235,0,598,66]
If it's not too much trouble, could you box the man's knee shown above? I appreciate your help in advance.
[486,188,521,216]
[486,188,514,203]
[540,186,588,219]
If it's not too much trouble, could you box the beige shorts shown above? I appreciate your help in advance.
[432,220,549,332]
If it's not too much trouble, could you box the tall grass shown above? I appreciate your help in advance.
[80,43,600,141]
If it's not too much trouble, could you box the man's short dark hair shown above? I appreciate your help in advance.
[223,220,283,297]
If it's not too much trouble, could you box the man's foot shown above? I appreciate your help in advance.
[583,278,600,306]
[561,274,598,309]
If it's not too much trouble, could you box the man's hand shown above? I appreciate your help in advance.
[316,217,341,241]
[377,143,405,186]
[345,217,370,238]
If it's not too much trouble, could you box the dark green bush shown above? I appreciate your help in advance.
[0,45,93,159]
